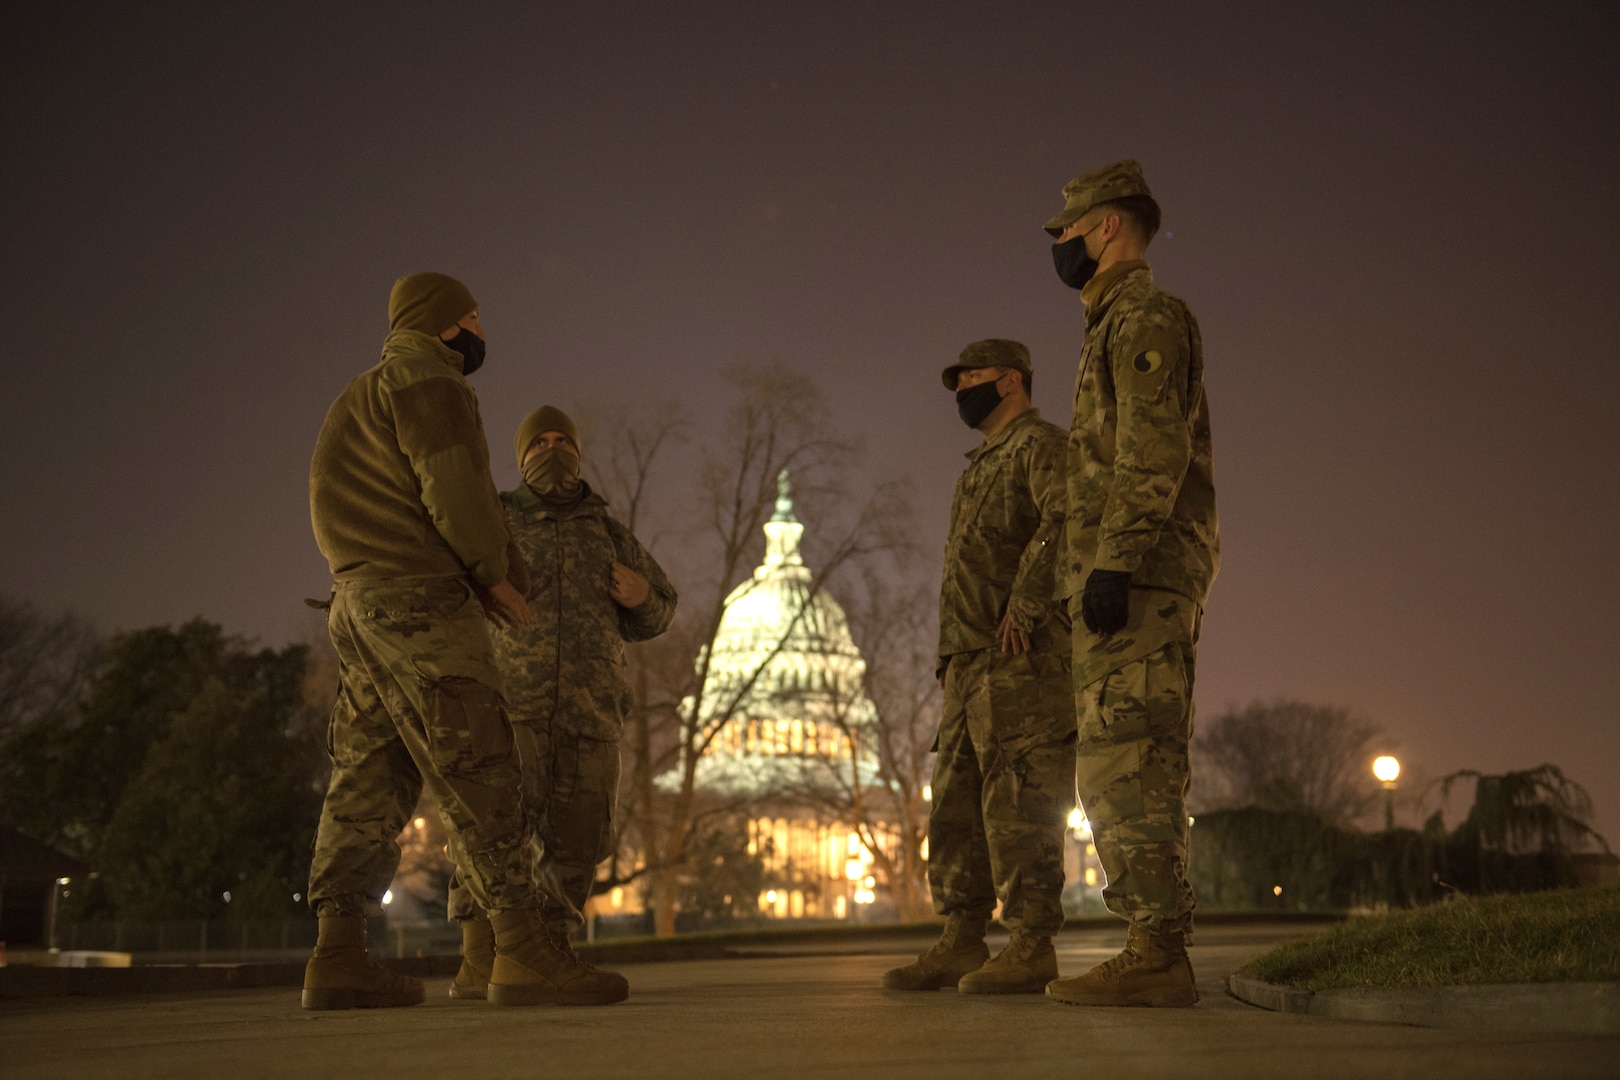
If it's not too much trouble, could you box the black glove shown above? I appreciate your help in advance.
[1080,569,1132,635]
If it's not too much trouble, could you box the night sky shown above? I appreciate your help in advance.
[4,3,1617,840]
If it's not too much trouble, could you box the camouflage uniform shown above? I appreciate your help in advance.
[447,483,676,934]
[308,320,536,918]
[1065,249,1219,937]
[933,406,1074,935]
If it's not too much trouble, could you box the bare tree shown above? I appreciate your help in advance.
[586,367,914,935]
[777,554,939,920]
[0,595,99,742]
[1194,699,1388,826]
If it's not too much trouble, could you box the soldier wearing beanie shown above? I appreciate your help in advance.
[304,275,628,1010]
[444,404,676,1004]
[883,339,1073,995]
[1040,162,1220,1008]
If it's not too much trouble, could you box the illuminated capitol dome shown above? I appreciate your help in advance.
[677,470,898,919]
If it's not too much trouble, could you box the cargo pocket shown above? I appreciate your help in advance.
[422,676,515,776]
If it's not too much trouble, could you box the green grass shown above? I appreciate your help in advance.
[1237,887,1620,991]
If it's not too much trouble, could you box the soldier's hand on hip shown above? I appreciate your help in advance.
[480,578,533,628]
[609,561,651,609]
[996,613,1032,656]
[1080,569,1132,636]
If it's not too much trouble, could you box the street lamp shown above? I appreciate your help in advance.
[1372,755,1400,830]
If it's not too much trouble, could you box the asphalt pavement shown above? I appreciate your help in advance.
[2,922,1615,1079]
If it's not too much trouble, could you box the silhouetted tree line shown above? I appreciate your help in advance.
[0,597,326,921]
[1189,706,1611,910]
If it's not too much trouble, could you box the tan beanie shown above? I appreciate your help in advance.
[514,406,580,467]
[388,272,478,335]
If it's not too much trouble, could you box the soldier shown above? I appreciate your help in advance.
[305,273,622,1010]
[1040,162,1220,1008]
[883,339,1074,995]
[446,405,677,1004]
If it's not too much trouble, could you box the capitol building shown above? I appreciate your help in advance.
[665,471,905,921]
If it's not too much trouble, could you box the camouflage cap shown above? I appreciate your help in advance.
[941,339,1032,390]
[1042,159,1155,237]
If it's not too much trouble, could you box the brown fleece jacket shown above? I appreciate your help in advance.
[310,329,512,587]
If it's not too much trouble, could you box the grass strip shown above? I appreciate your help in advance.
[1237,886,1620,991]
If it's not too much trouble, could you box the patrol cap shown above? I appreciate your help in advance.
[388,272,478,335]
[1042,159,1156,237]
[514,405,580,467]
[941,338,1032,390]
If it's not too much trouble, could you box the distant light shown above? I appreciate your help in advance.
[413,817,427,830]
[1067,807,1087,830]
[56,877,71,885]
[922,784,932,802]
[223,891,232,902]
[382,890,394,905]
[853,888,876,904]
[1373,756,1401,784]
[1188,816,1196,827]
[844,858,865,881]
[1273,885,1283,897]
[293,893,302,902]
[919,836,929,860]
[1084,867,1098,887]
[862,876,875,889]
[765,890,779,904]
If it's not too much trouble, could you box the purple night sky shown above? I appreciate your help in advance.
[3,3,1617,839]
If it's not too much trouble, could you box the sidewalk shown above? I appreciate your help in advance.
[2,921,1615,1080]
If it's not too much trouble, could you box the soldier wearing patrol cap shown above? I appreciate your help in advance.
[882,339,1074,995]
[1040,161,1220,1008]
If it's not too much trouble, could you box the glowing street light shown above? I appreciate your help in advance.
[1372,755,1400,830]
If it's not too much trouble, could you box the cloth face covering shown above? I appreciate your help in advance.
[955,378,1005,429]
[444,327,486,375]
[1051,228,1100,289]
[522,447,583,502]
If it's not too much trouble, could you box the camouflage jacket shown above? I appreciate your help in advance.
[1065,261,1219,607]
[938,408,1069,661]
[493,483,676,741]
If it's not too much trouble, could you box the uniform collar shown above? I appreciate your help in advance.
[965,407,1042,462]
[505,481,607,517]
[381,328,466,374]
[1081,260,1151,327]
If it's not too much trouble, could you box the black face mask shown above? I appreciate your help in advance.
[955,378,1005,429]
[443,327,486,376]
[1051,232,1099,290]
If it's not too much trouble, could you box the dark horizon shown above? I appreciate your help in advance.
[3,2,1616,840]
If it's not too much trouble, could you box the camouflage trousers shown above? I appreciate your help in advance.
[447,718,621,935]
[929,627,1075,935]
[1072,593,1198,935]
[308,578,535,917]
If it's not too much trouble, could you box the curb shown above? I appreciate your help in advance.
[1227,974,1620,1035]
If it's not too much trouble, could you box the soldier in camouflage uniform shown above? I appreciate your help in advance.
[446,405,677,1003]
[1039,162,1220,1008]
[883,339,1074,995]
[307,274,628,1011]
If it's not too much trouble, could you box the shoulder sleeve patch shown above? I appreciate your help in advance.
[1132,349,1164,376]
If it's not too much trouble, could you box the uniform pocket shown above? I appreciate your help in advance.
[422,675,515,774]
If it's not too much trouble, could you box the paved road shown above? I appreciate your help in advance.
[2,923,1615,1079]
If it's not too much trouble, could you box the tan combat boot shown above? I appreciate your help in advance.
[1045,923,1198,1007]
[449,914,494,1000]
[957,928,1058,994]
[486,909,629,1006]
[300,915,425,1010]
[880,912,991,990]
